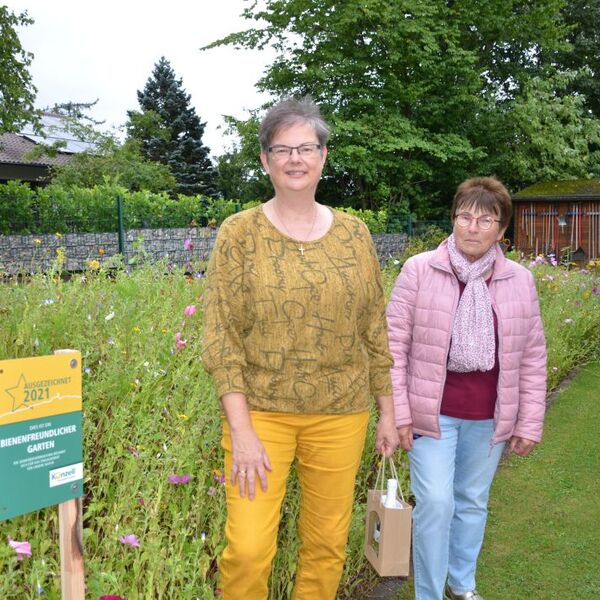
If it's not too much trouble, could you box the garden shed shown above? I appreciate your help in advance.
[512,179,600,261]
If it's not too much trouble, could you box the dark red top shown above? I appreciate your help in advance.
[440,279,499,420]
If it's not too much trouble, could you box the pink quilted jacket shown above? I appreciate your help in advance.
[387,240,547,444]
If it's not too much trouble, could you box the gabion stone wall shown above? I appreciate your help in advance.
[0,228,407,274]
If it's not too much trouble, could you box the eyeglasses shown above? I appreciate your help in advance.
[454,213,501,230]
[267,143,322,159]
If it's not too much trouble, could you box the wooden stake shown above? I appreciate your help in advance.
[55,349,85,599]
[58,498,85,599]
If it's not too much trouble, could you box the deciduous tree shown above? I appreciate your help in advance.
[208,0,600,216]
[0,7,38,134]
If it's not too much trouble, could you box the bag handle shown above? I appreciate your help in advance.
[374,456,406,504]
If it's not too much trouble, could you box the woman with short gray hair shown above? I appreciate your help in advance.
[203,96,399,599]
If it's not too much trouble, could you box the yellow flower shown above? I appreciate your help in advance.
[98,248,106,255]
[34,238,42,245]
[88,259,101,271]
[55,232,63,238]
[132,326,141,334]
[177,413,189,421]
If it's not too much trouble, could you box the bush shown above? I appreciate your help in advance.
[338,206,388,233]
[0,180,35,234]
[0,181,393,235]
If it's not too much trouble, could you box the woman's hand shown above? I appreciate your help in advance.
[221,392,272,500]
[229,425,272,500]
[509,436,537,457]
[375,412,400,457]
[397,425,414,451]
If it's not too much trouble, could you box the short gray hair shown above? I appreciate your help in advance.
[259,96,330,151]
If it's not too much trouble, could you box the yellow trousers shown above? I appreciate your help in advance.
[219,410,370,600]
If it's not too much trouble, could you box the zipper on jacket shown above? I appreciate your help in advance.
[431,263,459,440]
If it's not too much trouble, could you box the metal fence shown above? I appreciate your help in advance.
[0,197,451,274]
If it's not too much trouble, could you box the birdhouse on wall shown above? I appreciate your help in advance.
[512,179,600,263]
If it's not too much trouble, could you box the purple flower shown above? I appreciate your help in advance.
[593,287,599,295]
[100,596,125,600]
[175,332,186,350]
[168,474,192,485]
[184,238,194,251]
[213,471,226,484]
[129,446,140,458]
[8,538,31,560]
[207,486,217,496]
[118,534,140,548]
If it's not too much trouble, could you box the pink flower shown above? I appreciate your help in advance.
[168,474,192,485]
[138,497,145,506]
[213,471,226,484]
[119,534,140,548]
[100,596,125,600]
[183,304,197,317]
[184,238,194,251]
[593,287,599,295]
[175,332,187,350]
[8,538,31,560]
[207,486,217,496]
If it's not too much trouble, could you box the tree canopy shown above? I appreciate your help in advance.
[127,57,216,196]
[207,0,600,217]
[0,6,38,134]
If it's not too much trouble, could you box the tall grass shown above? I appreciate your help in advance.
[0,250,599,599]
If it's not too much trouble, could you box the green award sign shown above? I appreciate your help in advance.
[0,353,83,521]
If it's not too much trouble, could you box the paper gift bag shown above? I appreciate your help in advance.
[364,457,412,576]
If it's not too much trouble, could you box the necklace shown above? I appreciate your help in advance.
[272,200,318,256]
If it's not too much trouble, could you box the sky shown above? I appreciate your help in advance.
[5,0,275,156]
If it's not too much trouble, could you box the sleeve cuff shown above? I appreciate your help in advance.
[210,366,246,399]
[370,369,393,397]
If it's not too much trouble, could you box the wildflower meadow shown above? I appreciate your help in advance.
[1,242,599,599]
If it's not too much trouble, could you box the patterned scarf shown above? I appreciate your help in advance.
[447,234,497,372]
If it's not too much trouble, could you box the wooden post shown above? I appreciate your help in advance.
[55,349,85,599]
[58,498,85,599]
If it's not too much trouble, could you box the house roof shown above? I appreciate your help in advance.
[0,132,73,167]
[21,112,97,153]
[0,112,97,168]
[514,179,600,200]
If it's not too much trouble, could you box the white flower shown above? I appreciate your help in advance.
[105,311,115,321]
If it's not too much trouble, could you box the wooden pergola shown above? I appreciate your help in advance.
[512,179,600,261]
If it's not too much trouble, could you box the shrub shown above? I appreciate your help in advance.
[0,180,35,234]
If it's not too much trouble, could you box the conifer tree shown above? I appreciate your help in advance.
[127,57,216,196]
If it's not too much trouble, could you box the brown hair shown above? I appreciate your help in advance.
[451,176,512,229]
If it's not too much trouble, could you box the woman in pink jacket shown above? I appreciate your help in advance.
[387,177,547,600]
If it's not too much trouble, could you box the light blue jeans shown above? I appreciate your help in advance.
[409,416,505,600]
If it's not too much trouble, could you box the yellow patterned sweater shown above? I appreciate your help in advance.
[202,205,393,414]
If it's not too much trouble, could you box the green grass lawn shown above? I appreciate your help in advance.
[478,361,600,599]
[392,361,600,600]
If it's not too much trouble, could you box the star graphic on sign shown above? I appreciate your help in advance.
[4,374,30,412]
